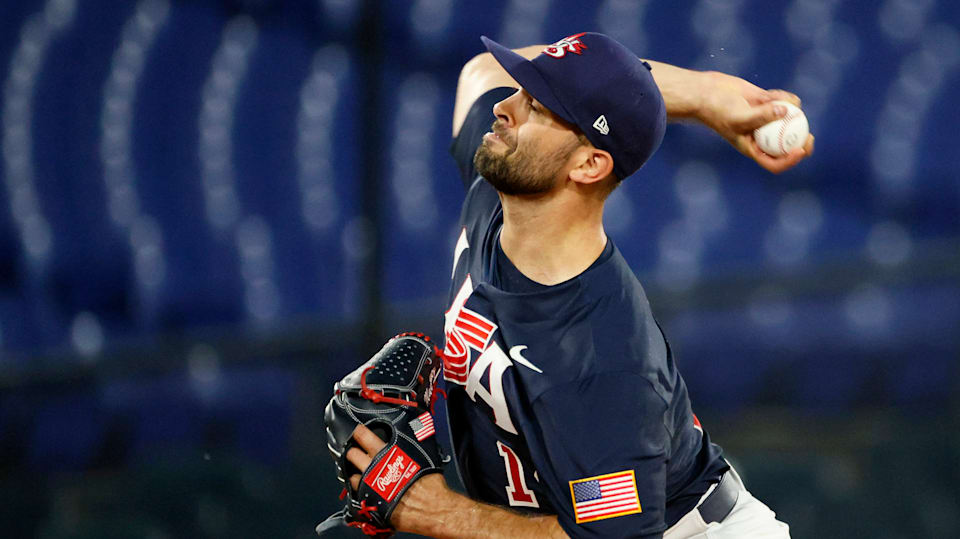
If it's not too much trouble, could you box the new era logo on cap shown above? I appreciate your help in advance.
[593,115,609,135]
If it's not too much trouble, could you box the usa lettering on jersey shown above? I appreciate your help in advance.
[464,340,517,434]
[444,244,519,434]
[444,305,496,384]
[443,276,479,383]
[443,283,518,433]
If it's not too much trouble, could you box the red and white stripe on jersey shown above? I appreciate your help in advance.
[443,326,471,384]
[454,308,495,350]
[444,304,497,384]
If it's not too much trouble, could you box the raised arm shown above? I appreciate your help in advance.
[453,45,814,174]
[649,61,815,173]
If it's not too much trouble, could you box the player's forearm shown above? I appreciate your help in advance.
[414,492,566,539]
[392,475,568,538]
[641,60,708,121]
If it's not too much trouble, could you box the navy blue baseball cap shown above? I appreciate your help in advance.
[480,32,666,180]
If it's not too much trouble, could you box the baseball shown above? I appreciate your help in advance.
[753,101,809,156]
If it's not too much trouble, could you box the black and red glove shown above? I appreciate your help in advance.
[316,332,446,538]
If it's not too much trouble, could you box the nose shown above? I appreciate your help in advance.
[492,90,522,128]
[492,100,511,128]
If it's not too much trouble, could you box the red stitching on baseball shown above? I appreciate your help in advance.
[778,110,801,155]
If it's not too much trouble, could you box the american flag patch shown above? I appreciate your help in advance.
[409,412,435,441]
[569,470,642,523]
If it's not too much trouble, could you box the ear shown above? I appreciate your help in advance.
[568,147,614,185]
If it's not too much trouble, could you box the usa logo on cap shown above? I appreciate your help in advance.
[542,32,588,58]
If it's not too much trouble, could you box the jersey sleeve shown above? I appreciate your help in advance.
[530,373,670,539]
[449,86,516,188]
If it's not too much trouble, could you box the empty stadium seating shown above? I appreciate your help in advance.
[0,0,956,414]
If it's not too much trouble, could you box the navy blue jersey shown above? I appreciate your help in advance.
[442,88,728,538]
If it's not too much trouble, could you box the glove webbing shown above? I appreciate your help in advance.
[355,332,447,414]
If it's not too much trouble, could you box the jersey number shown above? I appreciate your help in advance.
[496,441,539,508]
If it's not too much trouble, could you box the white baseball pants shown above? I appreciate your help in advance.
[664,467,791,539]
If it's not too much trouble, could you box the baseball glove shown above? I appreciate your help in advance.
[316,332,446,538]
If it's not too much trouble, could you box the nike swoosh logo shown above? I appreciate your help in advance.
[509,345,543,374]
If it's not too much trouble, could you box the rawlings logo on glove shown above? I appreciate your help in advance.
[316,333,446,538]
[366,447,420,501]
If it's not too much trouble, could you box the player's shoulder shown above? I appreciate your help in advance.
[577,246,665,374]
[478,243,666,394]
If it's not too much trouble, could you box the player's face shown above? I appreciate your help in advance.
[474,89,583,196]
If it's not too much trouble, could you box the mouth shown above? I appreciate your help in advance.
[483,131,504,145]
[485,124,514,150]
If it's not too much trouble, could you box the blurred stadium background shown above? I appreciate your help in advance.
[0,0,957,537]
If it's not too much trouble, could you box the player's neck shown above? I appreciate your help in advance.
[498,188,607,286]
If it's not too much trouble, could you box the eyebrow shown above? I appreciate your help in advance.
[520,89,554,122]
[518,90,537,108]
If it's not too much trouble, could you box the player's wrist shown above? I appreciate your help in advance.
[687,69,718,123]
[690,71,744,134]
[390,474,460,536]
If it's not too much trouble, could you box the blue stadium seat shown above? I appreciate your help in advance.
[131,4,247,331]
[233,32,361,321]
[379,64,461,308]
[23,2,138,342]
[28,393,106,471]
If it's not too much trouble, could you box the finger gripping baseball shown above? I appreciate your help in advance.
[317,333,446,538]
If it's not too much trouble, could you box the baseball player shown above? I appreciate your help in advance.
[343,32,813,538]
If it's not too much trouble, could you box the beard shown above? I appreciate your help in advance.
[473,125,575,196]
